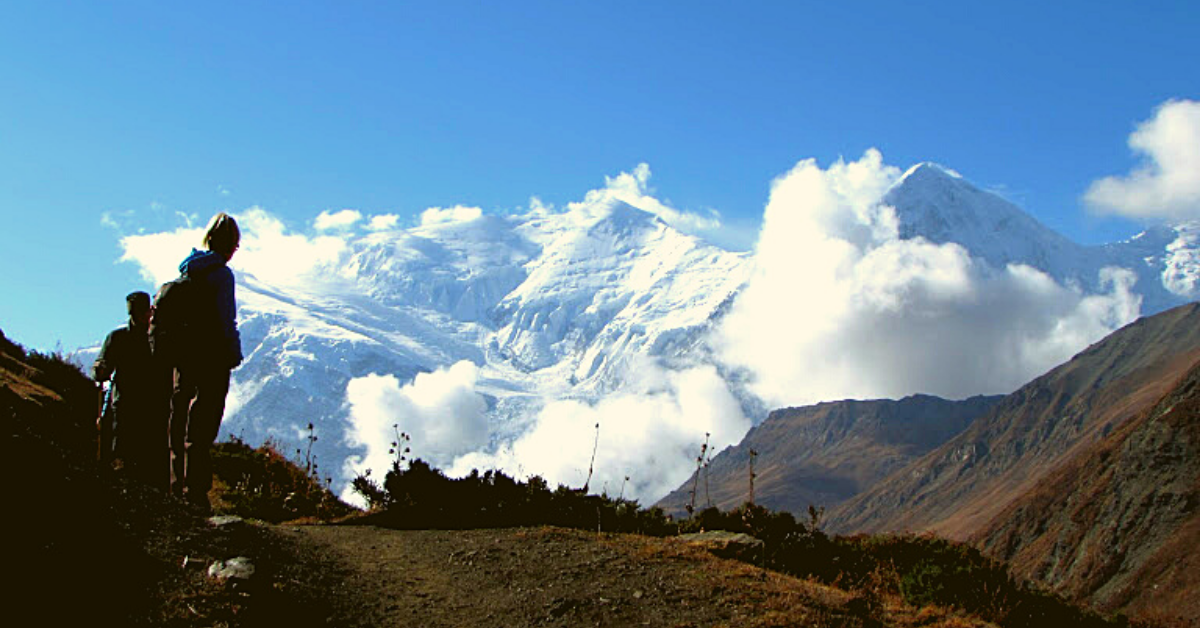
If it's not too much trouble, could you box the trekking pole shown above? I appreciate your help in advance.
[97,382,115,464]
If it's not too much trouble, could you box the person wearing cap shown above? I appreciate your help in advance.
[92,291,172,489]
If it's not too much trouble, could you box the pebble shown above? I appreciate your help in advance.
[208,556,256,582]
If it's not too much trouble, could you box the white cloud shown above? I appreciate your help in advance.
[100,208,140,233]
[449,361,749,503]
[120,225,207,286]
[527,196,553,216]
[314,209,363,231]
[338,358,749,506]
[230,209,351,286]
[119,208,351,289]
[366,213,400,231]
[421,205,483,226]
[342,361,489,484]
[716,150,1142,408]
[1085,99,1200,220]
[174,211,198,228]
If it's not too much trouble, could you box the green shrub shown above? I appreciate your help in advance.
[898,557,950,607]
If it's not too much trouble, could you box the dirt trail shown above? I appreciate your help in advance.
[283,525,857,628]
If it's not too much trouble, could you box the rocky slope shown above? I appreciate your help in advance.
[656,394,1002,516]
[826,302,1200,540]
[972,355,1200,624]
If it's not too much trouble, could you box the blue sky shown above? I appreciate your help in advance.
[1,1,1197,351]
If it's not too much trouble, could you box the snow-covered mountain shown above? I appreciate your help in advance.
[888,163,1196,314]
[225,195,752,500]
[210,161,1199,504]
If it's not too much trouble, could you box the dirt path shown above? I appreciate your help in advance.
[282,525,860,628]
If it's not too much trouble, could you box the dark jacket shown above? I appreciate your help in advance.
[93,320,159,405]
[179,248,243,369]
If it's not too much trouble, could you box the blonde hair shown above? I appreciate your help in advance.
[202,212,241,257]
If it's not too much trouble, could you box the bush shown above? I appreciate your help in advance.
[212,437,353,522]
[354,458,677,535]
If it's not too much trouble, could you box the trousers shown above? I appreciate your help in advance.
[117,398,171,490]
[169,363,231,500]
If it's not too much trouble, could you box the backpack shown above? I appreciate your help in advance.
[150,269,220,367]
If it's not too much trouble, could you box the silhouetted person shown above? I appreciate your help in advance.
[92,291,171,489]
[163,212,243,511]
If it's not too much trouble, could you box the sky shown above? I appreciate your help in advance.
[1,1,1198,352]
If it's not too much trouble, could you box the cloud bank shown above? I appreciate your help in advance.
[449,362,749,502]
[120,226,207,286]
[717,150,1141,408]
[1085,99,1200,220]
[342,361,489,486]
[119,208,352,288]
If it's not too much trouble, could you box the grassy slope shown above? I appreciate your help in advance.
[973,358,1200,624]
[657,395,1001,517]
[828,303,1200,540]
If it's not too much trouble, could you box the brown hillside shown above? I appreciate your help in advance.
[1,332,74,405]
[972,356,1200,624]
[826,302,1200,540]
[657,394,1000,516]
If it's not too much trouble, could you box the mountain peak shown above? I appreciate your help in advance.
[884,160,1080,273]
[898,162,964,185]
[595,199,664,230]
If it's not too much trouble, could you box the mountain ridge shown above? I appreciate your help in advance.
[825,301,1200,539]
[972,350,1200,620]
[656,393,1004,516]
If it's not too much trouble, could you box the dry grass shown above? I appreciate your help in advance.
[587,530,1002,628]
